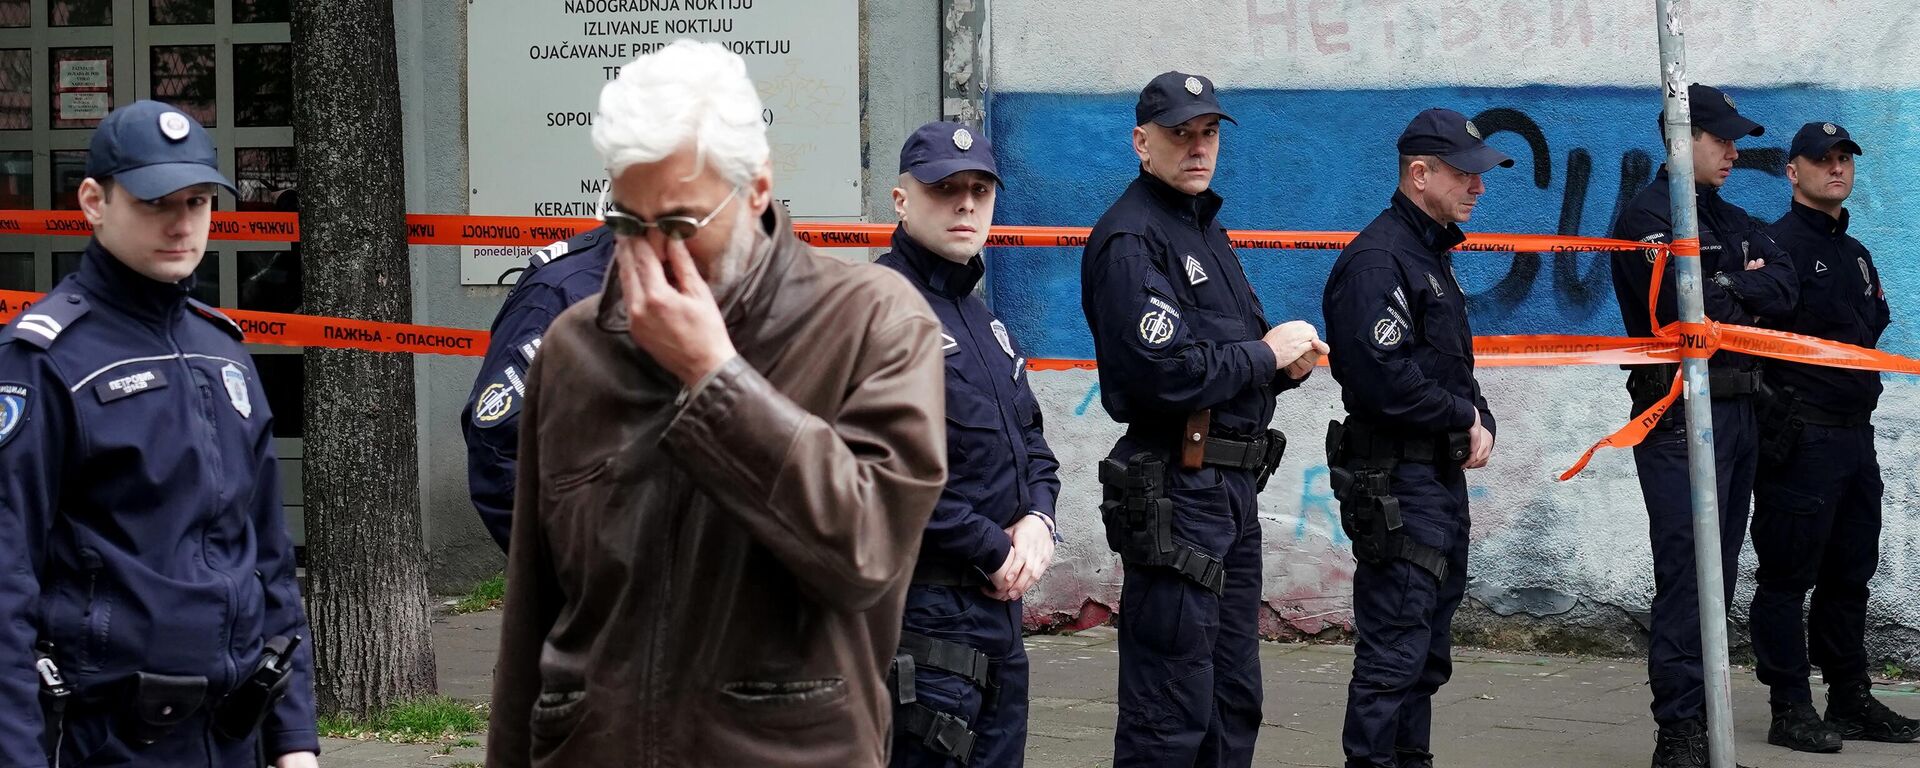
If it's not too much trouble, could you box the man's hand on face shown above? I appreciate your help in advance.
[616,235,738,385]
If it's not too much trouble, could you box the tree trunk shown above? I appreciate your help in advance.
[290,0,436,716]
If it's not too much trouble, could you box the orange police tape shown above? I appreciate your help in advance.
[6,214,1917,482]
[0,290,488,356]
[0,210,1657,253]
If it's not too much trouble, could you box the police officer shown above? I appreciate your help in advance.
[1608,83,1797,767]
[1749,122,1917,752]
[1081,71,1325,768]
[461,225,613,550]
[877,121,1061,768]
[1322,108,1507,768]
[0,101,318,766]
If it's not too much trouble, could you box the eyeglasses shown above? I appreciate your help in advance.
[598,186,741,241]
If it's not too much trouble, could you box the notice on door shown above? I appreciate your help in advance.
[463,0,861,285]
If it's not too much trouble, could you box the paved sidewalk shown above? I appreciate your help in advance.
[321,608,1920,767]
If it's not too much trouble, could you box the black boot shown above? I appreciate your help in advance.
[1650,719,1754,768]
[1767,701,1843,753]
[1650,719,1707,768]
[1393,748,1434,768]
[1827,684,1920,743]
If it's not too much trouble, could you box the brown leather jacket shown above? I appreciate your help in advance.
[486,207,947,768]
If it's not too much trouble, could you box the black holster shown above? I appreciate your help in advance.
[1253,428,1288,492]
[1099,452,1175,564]
[1098,452,1226,593]
[1325,420,1402,566]
[212,635,300,741]
[1325,420,1450,582]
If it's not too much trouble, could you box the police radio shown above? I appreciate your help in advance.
[212,635,300,740]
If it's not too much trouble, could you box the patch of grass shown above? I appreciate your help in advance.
[457,737,479,748]
[451,573,506,614]
[1885,662,1908,680]
[317,696,488,743]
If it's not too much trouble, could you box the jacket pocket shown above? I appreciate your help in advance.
[718,678,849,729]
[528,688,590,754]
[78,548,109,672]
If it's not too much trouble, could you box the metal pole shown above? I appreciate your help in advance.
[1651,2,1737,766]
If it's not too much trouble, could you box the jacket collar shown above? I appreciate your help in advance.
[1387,190,1467,254]
[597,203,792,335]
[1789,199,1849,236]
[888,224,982,299]
[1135,169,1224,227]
[74,239,192,324]
[1653,166,1728,205]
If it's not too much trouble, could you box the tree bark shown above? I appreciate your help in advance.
[290,0,437,716]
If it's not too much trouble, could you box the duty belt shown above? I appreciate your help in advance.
[1628,364,1763,401]
[1331,420,1468,466]
[1191,433,1274,472]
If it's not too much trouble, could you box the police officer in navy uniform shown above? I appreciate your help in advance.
[1608,83,1797,768]
[1081,71,1326,768]
[1322,108,1506,768]
[1749,122,1917,752]
[461,226,613,550]
[0,101,318,766]
[877,121,1060,768]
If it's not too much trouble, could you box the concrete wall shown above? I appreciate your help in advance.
[986,0,1920,665]
[398,1,945,592]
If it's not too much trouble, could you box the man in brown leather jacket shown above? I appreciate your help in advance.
[486,41,948,768]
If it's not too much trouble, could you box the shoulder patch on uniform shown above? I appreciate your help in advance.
[990,319,1015,359]
[3,293,89,349]
[1639,232,1669,265]
[471,365,524,428]
[1372,315,1406,350]
[515,336,542,366]
[221,363,253,419]
[1137,295,1182,350]
[0,382,27,449]
[188,299,245,341]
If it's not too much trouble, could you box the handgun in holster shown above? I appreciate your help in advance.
[1324,420,1404,566]
[1754,383,1804,469]
[36,641,70,760]
[1253,429,1288,492]
[1098,452,1174,563]
[212,635,301,741]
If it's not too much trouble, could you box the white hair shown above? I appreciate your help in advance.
[593,40,769,186]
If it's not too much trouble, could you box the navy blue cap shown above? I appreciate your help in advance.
[1396,108,1514,174]
[1135,71,1236,128]
[900,120,1000,186]
[85,100,236,200]
[1684,84,1763,140]
[1789,121,1863,160]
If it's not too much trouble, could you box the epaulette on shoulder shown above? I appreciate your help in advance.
[0,291,90,349]
[529,226,611,270]
[188,298,245,341]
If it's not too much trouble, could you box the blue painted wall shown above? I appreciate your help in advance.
[987,87,1920,359]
